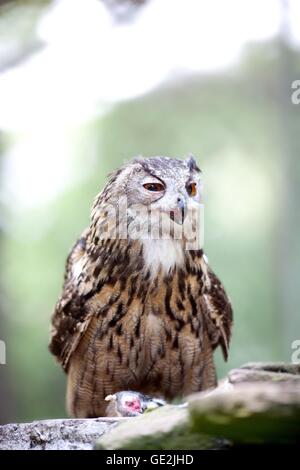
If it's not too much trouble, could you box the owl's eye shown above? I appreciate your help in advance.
[143,182,165,192]
[187,182,197,197]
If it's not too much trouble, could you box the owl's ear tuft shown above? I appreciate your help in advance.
[186,154,201,173]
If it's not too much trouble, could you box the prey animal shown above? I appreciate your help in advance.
[105,391,165,417]
[49,155,233,417]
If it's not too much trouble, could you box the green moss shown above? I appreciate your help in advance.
[190,409,300,445]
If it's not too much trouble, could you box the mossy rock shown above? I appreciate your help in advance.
[96,405,228,450]
[189,381,300,445]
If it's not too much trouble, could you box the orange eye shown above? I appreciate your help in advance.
[187,182,197,197]
[143,182,165,192]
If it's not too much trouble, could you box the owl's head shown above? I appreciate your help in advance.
[121,155,202,224]
[94,155,202,244]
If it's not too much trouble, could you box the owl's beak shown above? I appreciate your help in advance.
[170,196,187,225]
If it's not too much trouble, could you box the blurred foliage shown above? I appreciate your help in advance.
[0,4,300,425]
[0,0,50,71]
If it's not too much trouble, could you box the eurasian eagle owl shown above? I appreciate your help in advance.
[49,155,233,417]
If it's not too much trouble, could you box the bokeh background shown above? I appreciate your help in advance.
[0,0,299,424]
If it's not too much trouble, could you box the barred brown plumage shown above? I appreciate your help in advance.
[49,155,233,417]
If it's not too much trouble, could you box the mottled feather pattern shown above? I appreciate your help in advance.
[49,155,233,417]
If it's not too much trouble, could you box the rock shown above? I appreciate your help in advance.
[1,362,300,449]
[0,418,119,450]
[188,381,300,445]
[239,362,300,374]
[228,362,300,385]
[96,405,229,450]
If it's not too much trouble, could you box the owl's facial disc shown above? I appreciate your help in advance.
[142,177,187,225]
[123,159,202,241]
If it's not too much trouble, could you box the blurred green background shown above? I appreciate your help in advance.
[0,0,300,424]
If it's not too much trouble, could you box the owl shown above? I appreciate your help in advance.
[49,155,233,418]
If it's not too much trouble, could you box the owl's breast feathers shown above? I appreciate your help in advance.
[49,233,233,373]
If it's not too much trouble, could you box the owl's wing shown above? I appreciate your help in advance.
[200,264,233,361]
[49,229,96,370]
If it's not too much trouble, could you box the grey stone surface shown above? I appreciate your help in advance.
[228,362,300,385]
[188,376,300,444]
[0,417,119,450]
[96,405,228,450]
